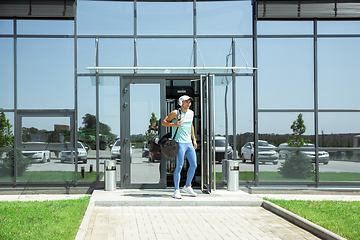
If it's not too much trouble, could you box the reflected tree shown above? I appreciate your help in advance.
[278,113,314,179]
[0,111,30,177]
[145,113,158,144]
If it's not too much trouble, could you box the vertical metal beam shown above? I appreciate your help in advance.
[252,0,259,186]
[314,19,319,186]
[193,0,197,73]
[211,74,216,191]
[95,38,100,182]
[13,17,17,185]
[200,75,204,192]
[74,0,78,185]
[232,38,236,160]
[134,0,138,73]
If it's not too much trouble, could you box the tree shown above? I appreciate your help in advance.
[0,111,30,177]
[278,113,314,179]
[0,111,13,148]
[144,113,158,143]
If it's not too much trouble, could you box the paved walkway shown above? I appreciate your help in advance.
[2,188,359,240]
[74,188,359,240]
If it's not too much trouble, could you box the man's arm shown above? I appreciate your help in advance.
[191,123,197,150]
[162,110,182,127]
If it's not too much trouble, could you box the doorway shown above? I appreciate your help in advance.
[118,75,215,190]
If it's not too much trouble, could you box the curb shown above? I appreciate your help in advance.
[262,200,347,240]
[75,200,95,240]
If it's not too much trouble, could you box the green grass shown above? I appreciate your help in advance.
[216,171,360,182]
[0,196,91,240]
[0,171,104,182]
[265,199,360,240]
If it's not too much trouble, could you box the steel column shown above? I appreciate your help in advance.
[314,19,319,186]
[252,0,259,186]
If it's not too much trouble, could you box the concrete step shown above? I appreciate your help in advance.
[91,189,264,207]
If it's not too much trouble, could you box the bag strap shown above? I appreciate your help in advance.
[172,109,181,139]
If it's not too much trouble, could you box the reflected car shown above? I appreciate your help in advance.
[149,151,161,162]
[22,149,51,163]
[279,143,329,165]
[214,136,233,163]
[60,142,88,164]
[110,140,132,162]
[241,140,279,165]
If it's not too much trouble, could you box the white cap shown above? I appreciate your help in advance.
[178,95,193,106]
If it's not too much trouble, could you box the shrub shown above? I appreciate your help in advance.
[278,151,314,179]
[0,151,31,177]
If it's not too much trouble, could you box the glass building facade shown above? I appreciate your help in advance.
[0,0,359,189]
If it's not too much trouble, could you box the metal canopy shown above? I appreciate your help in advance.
[257,0,360,20]
[0,0,75,20]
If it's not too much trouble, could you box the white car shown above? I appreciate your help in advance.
[241,140,279,165]
[111,140,132,162]
[22,149,50,163]
[60,142,88,164]
[214,136,233,163]
[278,143,329,165]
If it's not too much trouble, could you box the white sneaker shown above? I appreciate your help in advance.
[172,190,182,199]
[182,186,197,197]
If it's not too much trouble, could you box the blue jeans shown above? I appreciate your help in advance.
[174,142,197,190]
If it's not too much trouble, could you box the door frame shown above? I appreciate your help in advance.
[120,77,167,189]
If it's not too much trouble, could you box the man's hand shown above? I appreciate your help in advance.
[193,140,197,150]
[174,120,182,127]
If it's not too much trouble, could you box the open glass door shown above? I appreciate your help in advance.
[120,78,167,189]
[200,74,215,193]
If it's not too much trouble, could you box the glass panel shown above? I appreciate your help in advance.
[196,38,233,68]
[236,77,254,181]
[77,76,101,180]
[319,112,360,182]
[0,38,14,109]
[0,20,13,34]
[99,39,133,68]
[137,2,192,35]
[235,38,253,73]
[319,112,360,148]
[77,1,133,35]
[258,112,315,182]
[17,20,73,35]
[0,151,14,182]
[130,83,161,184]
[77,38,95,74]
[197,1,252,35]
[99,77,120,182]
[17,38,74,109]
[258,21,313,35]
[318,38,360,109]
[137,38,192,69]
[22,149,75,182]
[318,21,360,35]
[20,117,75,182]
[21,117,71,143]
[258,38,314,109]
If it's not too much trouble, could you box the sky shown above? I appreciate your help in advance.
[0,0,359,139]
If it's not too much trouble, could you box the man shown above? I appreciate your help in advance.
[162,95,197,199]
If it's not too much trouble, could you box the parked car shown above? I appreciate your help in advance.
[142,142,149,158]
[22,147,51,163]
[241,140,279,165]
[278,143,329,164]
[110,140,132,162]
[60,141,88,164]
[214,136,233,163]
